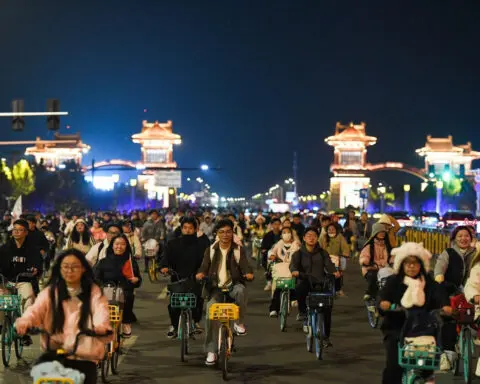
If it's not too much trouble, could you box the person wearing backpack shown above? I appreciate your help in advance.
[85,224,122,267]
[195,219,253,367]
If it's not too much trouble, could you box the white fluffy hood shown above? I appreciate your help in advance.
[392,242,432,273]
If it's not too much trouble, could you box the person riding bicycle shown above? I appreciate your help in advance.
[15,248,112,384]
[195,219,254,367]
[359,223,393,300]
[290,227,340,347]
[378,242,452,384]
[0,219,43,346]
[159,217,209,338]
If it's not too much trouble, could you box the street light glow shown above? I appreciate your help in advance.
[200,164,209,171]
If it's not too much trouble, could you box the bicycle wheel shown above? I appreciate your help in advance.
[280,291,288,332]
[306,313,313,353]
[463,327,473,384]
[111,328,121,375]
[220,326,229,381]
[180,312,187,362]
[1,316,12,367]
[315,313,325,360]
[147,258,158,282]
[101,344,111,383]
[365,298,379,329]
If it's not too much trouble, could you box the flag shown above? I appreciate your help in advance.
[8,195,22,231]
[122,257,135,280]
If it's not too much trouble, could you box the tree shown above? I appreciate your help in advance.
[0,159,35,199]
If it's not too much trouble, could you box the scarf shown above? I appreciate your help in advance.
[401,276,426,308]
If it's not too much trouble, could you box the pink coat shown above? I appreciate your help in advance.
[16,284,112,362]
[359,243,391,276]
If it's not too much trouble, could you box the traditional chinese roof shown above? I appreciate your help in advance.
[131,120,182,144]
[325,121,377,147]
[25,133,90,152]
[416,135,480,158]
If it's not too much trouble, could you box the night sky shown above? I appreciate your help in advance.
[1,1,479,196]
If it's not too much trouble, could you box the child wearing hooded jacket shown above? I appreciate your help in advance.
[378,242,452,384]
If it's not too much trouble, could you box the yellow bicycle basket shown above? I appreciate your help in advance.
[36,378,75,384]
[209,303,239,321]
[108,305,122,324]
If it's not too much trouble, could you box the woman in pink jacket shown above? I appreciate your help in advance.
[15,248,112,384]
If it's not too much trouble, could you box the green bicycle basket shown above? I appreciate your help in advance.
[170,293,197,309]
[275,278,296,290]
[0,295,21,312]
[397,343,441,370]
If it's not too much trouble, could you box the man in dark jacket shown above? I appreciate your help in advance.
[291,214,305,239]
[160,217,209,338]
[290,227,339,347]
[0,219,42,345]
[25,215,50,294]
[261,217,282,290]
[196,219,253,367]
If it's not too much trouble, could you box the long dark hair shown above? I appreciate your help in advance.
[48,248,96,333]
[106,234,133,261]
[70,221,92,245]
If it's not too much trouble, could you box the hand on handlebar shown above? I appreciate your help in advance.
[15,319,29,336]
[333,271,341,279]
[160,268,169,275]
[195,272,205,281]
[291,271,299,278]
[244,273,254,281]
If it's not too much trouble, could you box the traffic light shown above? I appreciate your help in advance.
[428,165,435,178]
[47,99,60,130]
[12,99,25,131]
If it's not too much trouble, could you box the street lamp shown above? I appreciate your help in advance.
[403,184,411,212]
[436,181,443,214]
[377,186,386,213]
[201,164,209,171]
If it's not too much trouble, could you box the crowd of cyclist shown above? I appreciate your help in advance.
[0,207,480,383]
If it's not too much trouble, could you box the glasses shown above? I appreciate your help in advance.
[12,228,26,233]
[404,259,420,267]
[61,264,83,272]
[218,230,233,235]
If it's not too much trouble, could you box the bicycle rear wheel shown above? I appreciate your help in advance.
[1,316,12,367]
[101,343,111,383]
[280,291,288,332]
[220,326,229,381]
[315,313,325,360]
[365,298,378,329]
[14,313,23,360]
[180,312,187,362]
[111,327,121,374]
[463,327,473,384]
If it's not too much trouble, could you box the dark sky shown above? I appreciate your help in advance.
[1,0,479,196]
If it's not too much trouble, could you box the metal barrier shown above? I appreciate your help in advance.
[397,228,451,256]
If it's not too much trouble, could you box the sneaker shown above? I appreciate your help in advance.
[193,323,203,334]
[167,325,177,339]
[269,310,278,318]
[205,352,217,366]
[296,312,306,321]
[122,324,132,338]
[233,323,247,336]
[303,320,309,334]
[264,281,272,291]
[440,353,451,371]
[323,338,333,348]
[363,294,371,301]
[336,290,346,298]
[291,300,298,308]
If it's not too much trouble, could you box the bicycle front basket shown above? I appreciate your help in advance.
[0,295,20,311]
[208,303,239,321]
[397,343,441,370]
[275,278,296,290]
[306,292,334,309]
[108,305,123,324]
[170,293,197,309]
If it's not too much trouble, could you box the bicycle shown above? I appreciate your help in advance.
[208,286,240,381]
[25,327,112,384]
[143,239,161,283]
[451,294,476,384]
[364,276,389,329]
[0,272,35,367]
[304,274,335,360]
[274,277,296,332]
[100,282,124,382]
[251,237,263,270]
[166,271,198,363]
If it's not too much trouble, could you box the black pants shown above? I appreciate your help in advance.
[63,359,98,384]
[168,295,204,327]
[123,290,136,324]
[365,270,378,296]
[382,330,403,384]
[335,275,343,292]
[295,280,332,338]
[269,289,296,312]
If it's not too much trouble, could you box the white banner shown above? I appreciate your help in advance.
[153,171,182,188]
[8,195,22,231]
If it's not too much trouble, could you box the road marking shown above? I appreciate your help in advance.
[118,335,138,366]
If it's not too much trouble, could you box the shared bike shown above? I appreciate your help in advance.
[0,272,35,367]
[274,277,296,332]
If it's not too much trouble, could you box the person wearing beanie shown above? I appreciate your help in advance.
[377,214,400,248]
[359,223,393,300]
[378,242,452,384]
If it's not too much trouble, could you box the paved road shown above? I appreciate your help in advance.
[0,260,469,383]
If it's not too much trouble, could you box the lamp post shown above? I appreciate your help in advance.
[403,184,411,212]
[436,180,443,214]
[377,186,386,213]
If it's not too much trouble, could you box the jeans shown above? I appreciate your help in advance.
[204,284,247,354]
